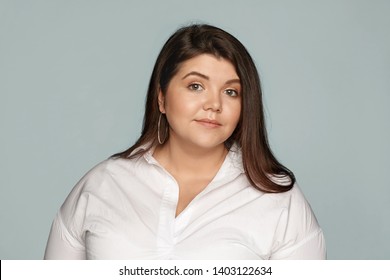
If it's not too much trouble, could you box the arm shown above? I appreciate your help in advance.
[44,213,86,259]
[270,228,326,260]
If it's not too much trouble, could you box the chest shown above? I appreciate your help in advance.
[175,176,211,217]
[81,180,280,260]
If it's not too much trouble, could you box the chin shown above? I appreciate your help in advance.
[188,139,227,150]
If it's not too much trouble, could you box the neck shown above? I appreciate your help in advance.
[153,139,228,178]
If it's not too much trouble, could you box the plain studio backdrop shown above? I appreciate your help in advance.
[1,0,389,259]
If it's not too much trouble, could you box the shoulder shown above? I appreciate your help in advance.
[58,156,144,213]
[274,183,310,207]
[57,156,144,225]
[268,183,326,259]
[268,183,319,229]
[74,156,145,190]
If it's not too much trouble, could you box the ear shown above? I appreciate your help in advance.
[158,89,166,114]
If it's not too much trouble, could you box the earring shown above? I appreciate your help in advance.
[158,113,168,144]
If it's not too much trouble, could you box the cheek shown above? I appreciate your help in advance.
[166,95,199,116]
[226,101,242,125]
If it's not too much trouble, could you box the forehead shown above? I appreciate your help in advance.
[175,54,239,79]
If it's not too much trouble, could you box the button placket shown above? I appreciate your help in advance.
[156,176,179,256]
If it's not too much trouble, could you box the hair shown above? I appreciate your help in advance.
[113,23,295,193]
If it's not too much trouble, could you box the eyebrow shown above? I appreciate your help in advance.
[182,71,209,80]
[182,71,241,85]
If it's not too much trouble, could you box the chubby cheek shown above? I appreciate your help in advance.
[230,114,241,134]
[225,101,241,128]
[165,95,200,120]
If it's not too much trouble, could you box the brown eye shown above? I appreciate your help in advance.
[224,89,239,97]
[188,83,204,92]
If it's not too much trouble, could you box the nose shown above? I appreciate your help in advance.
[203,91,222,112]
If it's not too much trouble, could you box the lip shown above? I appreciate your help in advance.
[195,118,222,128]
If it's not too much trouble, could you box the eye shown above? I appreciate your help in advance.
[224,89,239,97]
[188,83,204,92]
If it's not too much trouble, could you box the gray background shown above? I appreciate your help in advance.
[1,0,389,259]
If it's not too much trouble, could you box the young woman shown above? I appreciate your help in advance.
[44,24,326,259]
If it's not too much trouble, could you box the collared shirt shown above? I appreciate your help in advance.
[44,146,326,259]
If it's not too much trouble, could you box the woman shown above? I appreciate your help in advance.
[44,24,326,259]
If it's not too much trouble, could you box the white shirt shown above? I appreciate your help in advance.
[44,146,326,259]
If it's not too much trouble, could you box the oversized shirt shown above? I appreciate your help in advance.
[44,146,326,259]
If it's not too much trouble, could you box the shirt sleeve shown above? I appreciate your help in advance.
[44,212,86,259]
[269,185,326,260]
[43,162,106,260]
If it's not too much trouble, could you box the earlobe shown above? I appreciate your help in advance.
[158,89,166,114]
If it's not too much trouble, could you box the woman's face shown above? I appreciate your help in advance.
[158,54,241,151]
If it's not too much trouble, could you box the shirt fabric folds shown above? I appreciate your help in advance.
[44,145,326,259]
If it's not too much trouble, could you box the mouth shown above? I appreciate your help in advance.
[195,118,222,128]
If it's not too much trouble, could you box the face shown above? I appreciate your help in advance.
[158,54,241,151]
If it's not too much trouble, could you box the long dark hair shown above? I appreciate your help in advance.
[113,24,295,193]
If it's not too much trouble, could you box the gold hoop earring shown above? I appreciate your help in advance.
[157,113,168,145]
